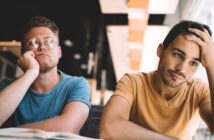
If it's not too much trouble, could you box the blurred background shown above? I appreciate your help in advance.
[0,0,213,138]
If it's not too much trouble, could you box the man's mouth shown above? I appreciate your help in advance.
[36,53,49,57]
[170,73,179,81]
[169,71,185,81]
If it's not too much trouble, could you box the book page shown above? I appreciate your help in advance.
[47,131,103,140]
[0,128,102,140]
[0,128,47,139]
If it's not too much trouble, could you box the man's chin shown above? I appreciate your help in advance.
[39,65,53,73]
[166,81,185,88]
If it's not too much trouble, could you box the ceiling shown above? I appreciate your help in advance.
[0,0,213,89]
[0,0,117,89]
[100,0,214,81]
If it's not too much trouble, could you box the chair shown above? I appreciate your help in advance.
[80,105,104,138]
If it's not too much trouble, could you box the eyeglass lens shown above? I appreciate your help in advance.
[25,37,55,49]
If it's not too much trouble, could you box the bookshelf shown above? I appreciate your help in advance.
[0,41,20,80]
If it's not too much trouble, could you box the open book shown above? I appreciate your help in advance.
[0,128,101,140]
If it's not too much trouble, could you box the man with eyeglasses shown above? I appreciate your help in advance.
[100,20,214,140]
[0,16,90,133]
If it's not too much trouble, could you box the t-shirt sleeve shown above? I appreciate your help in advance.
[0,79,12,90]
[196,79,210,106]
[114,74,135,105]
[65,77,91,108]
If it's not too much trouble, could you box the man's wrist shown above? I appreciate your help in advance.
[25,68,39,80]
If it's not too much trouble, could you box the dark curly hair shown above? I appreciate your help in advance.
[163,20,212,49]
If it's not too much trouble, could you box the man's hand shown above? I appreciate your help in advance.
[17,51,40,76]
[187,28,214,134]
[186,28,214,68]
[0,51,40,126]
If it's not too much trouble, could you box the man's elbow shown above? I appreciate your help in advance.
[99,120,114,140]
[52,124,80,134]
[208,117,214,135]
[0,117,13,128]
[60,120,85,134]
[99,127,109,140]
[211,120,214,135]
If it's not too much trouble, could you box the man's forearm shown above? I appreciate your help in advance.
[20,101,89,133]
[100,119,179,140]
[19,115,77,133]
[206,66,214,133]
[0,70,38,126]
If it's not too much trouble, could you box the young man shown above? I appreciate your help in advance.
[0,16,90,133]
[100,20,214,140]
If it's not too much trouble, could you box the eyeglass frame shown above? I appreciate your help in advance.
[24,37,59,50]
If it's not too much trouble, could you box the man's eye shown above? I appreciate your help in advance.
[190,61,199,67]
[44,38,54,48]
[26,38,39,48]
[174,53,182,59]
[29,41,36,46]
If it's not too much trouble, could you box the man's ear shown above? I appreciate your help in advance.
[20,46,25,54]
[58,46,62,59]
[157,43,164,58]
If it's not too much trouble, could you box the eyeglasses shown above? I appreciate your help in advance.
[25,37,57,50]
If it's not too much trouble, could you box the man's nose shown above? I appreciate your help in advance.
[175,61,187,75]
[37,42,47,50]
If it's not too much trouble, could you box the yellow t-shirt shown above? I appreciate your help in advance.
[114,72,210,140]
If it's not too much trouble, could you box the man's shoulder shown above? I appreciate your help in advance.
[60,71,87,81]
[59,71,89,87]
[123,71,152,81]
[0,78,12,83]
[185,78,209,94]
[186,78,208,86]
[0,78,14,89]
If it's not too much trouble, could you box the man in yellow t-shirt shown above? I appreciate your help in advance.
[100,20,214,140]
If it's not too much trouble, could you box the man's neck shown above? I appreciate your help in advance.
[152,72,182,101]
[31,68,61,93]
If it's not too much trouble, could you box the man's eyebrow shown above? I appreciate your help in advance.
[172,48,200,62]
[172,48,185,55]
[43,36,53,39]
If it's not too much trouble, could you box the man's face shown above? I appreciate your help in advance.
[157,34,200,88]
[23,27,61,72]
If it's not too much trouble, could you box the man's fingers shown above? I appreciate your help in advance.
[186,34,205,47]
[25,51,35,58]
[188,28,211,42]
